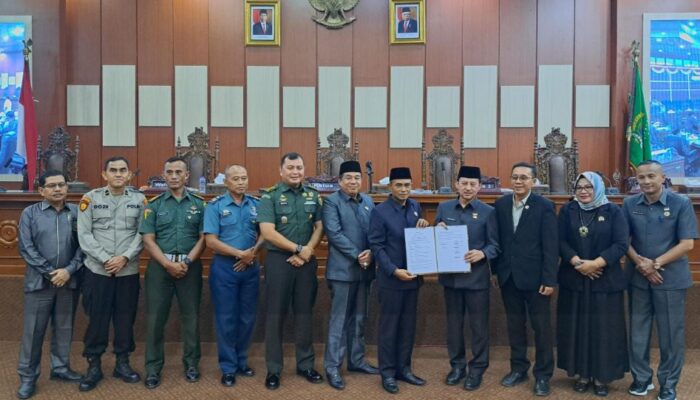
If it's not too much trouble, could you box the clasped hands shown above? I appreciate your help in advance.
[234,247,257,272]
[635,256,663,285]
[287,245,314,268]
[570,255,604,280]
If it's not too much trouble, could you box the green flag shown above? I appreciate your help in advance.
[627,60,652,169]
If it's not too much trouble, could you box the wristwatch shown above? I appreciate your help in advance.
[295,244,304,254]
[653,260,662,270]
[183,257,193,267]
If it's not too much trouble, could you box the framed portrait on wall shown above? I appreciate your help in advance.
[643,13,700,181]
[390,0,425,44]
[245,0,280,46]
[0,15,32,182]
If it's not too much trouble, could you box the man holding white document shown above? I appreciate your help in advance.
[368,167,430,394]
[435,166,500,391]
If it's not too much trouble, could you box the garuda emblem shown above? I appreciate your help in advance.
[309,0,360,29]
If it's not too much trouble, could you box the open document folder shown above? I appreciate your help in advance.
[404,225,470,275]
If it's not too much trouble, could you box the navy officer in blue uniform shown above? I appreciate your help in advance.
[203,165,264,388]
[435,166,500,391]
[368,167,430,394]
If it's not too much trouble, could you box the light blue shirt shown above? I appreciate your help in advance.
[203,192,259,252]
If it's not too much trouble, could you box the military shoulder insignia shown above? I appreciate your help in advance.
[261,193,271,199]
[148,193,163,203]
[79,195,91,212]
[210,194,224,204]
[260,184,278,193]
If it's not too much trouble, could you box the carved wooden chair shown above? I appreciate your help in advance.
[35,127,78,184]
[176,127,220,188]
[421,129,463,191]
[534,127,579,194]
[316,128,359,177]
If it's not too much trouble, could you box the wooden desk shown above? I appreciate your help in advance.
[2,191,700,281]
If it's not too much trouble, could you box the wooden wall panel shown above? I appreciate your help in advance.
[317,17,352,67]
[136,0,174,186]
[66,0,102,187]
[101,0,136,65]
[101,0,137,170]
[574,0,611,176]
[352,0,389,192]
[497,0,537,184]
[462,0,500,176]
[173,0,209,65]
[537,0,574,65]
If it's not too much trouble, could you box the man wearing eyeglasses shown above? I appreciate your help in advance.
[16,171,84,399]
[493,162,558,397]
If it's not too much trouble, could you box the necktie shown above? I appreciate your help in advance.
[262,23,266,33]
[404,21,408,32]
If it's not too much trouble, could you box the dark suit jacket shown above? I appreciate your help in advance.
[558,202,629,292]
[253,22,273,36]
[494,193,559,290]
[369,197,423,290]
[434,199,500,290]
[322,190,375,282]
[397,19,418,34]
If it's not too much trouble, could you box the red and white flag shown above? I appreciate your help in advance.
[17,58,37,186]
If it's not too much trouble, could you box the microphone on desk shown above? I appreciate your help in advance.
[365,160,373,175]
[366,161,374,194]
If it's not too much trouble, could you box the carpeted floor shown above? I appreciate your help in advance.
[0,342,698,400]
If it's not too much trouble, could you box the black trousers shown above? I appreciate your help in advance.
[377,287,419,380]
[500,278,554,379]
[444,286,490,375]
[264,251,318,374]
[82,269,140,358]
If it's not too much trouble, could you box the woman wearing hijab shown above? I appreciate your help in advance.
[556,172,629,396]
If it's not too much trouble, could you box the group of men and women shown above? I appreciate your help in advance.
[15,153,696,400]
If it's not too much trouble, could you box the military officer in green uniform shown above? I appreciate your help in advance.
[139,156,206,390]
[258,152,325,390]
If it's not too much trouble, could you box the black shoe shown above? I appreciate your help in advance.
[237,366,255,377]
[464,374,483,391]
[184,366,200,382]
[265,373,280,390]
[573,379,590,393]
[445,368,466,386]
[348,363,379,375]
[326,370,345,390]
[534,378,551,396]
[628,378,654,396]
[50,369,83,382]
[657,387,677,400]
[297,368,323,384]
[593,383,609,397]
[382,377,399,394]
[16,381,35,399]
[113,356,141,383]
[221,373,236,387]
[78,357,103,392]
[144,374,160,389]
[397,371,426,386]
[501,370,528,387]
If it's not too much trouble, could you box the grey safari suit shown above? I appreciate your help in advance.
[17,201,83,383]
[77,187,145,358]
[322,190,376,374]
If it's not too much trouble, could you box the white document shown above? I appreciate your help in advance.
[405,226,470,275]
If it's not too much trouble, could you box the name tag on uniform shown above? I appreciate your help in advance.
[446,217,456,222]
[158,211,169,216]
[222,209,231,216]
[93,204,109,209]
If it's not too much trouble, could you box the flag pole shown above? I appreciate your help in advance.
[625,40,640,177]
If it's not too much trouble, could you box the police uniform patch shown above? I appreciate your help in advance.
[79,196,90,212]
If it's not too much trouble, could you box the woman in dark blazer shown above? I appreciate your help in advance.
[556,172,629,397]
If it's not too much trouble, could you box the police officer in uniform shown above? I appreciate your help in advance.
[435,166,500,391]
[203,165,264,387]
[77,156,145,392]
[258,152,325,390]
[139,156,206,389]
[368,167,430,394]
